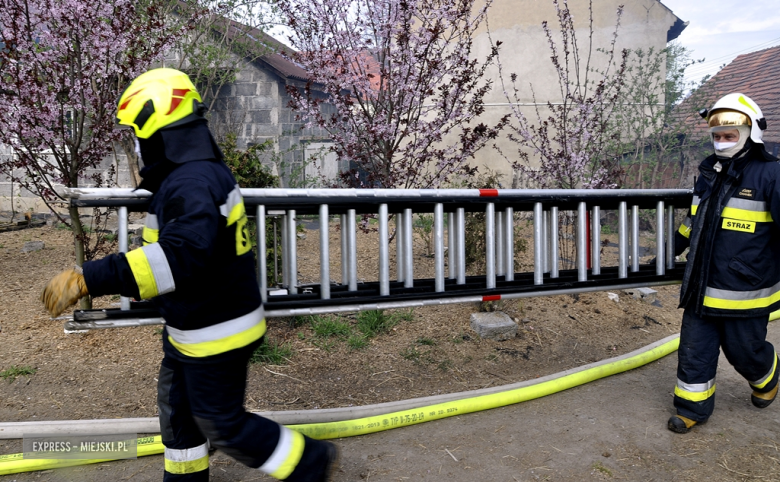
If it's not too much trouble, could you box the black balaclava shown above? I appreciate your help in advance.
[136,119,223,192]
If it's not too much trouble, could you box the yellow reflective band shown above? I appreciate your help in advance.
[721,207,772,222]
[752,354,777,389]
[228,200,246,226]
[691,204,698,216]
[674,384,716,402]
[704,290,780,310]
[168,319,267,358]
[678,224,691,238]
[722,218,756,233]
[142,226,159,245]
[164,456,209,474]
[259,427,306,480]
[125,249,158,299]
[164,443,209,474]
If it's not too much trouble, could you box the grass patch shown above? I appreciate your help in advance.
[400,347,420,362]
[314,339,336,352]
[310,315,351,339]
[591,462,612,476]
[1,365,37,382]
[347,334,369,351]
[250,339,293,365]
[357,309,412,338]
[416,337,436,346]
[357,310,396,337]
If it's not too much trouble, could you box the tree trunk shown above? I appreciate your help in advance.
[69,204,92,310]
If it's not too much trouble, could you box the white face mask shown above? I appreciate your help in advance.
[714,141,738,151]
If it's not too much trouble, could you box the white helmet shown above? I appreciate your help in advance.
[705,93,767,144]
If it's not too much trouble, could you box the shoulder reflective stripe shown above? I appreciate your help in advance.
[751,352,778,389]
[125,244,176,299]
[219,186,245,225]
[259,426,305,480]
[678,217,692,238]
[166,306,266,358]
[703,280,780,310]
[164,443,209,475]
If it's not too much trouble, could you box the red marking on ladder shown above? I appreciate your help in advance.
[482,295,501,301]
[479,189,499,197]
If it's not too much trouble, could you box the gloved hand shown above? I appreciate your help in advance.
[41,269,89,317]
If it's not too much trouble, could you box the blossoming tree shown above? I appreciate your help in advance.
[277,0,507,189]
[0,0,190,273]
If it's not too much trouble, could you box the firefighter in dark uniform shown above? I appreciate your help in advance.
[667,92,780,433]
[41,68,339,481]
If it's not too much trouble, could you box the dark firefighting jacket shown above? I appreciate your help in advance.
[676,144,780,318]
[83,130,263,360]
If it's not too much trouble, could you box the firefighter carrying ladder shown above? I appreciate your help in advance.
[63,187,691,331]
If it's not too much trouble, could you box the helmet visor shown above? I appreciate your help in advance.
[708,110,751,128]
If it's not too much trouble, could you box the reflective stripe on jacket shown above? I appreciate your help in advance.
[83,159,263,359]
[677,146,780,317]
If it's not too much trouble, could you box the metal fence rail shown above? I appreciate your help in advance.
[64,187,692,331]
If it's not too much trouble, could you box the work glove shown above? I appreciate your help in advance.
[41,268,89,317]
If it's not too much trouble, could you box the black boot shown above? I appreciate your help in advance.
[667,414,704,434]
[752,383,778,409]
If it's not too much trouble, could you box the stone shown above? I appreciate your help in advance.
[623,287,657,303]
[21,241,44,253]
[470,312,517,341]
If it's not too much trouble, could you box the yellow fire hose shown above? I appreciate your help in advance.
[0,333,684,476]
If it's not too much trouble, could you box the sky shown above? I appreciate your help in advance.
[660,1,780,86]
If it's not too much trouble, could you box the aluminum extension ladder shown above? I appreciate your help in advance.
[63,188,691,331]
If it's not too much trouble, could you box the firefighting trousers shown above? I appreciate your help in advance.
[157,348,334,482]
[673,308,778,422]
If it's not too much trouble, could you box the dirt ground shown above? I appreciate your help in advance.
[1,220,778,481]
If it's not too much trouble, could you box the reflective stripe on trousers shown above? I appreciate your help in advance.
[166,305,266,357]
[164,442,209,475]
[258,426,306,480]
[751,351,778,390]
[674,378,716,403]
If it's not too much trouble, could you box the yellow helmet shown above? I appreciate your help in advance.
[117,68,204,139]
